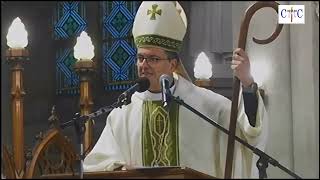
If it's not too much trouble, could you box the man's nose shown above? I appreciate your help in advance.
[139,58,149,67]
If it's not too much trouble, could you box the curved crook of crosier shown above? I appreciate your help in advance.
[249,1,284,45]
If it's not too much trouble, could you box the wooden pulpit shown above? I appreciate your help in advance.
[39,166,216,179]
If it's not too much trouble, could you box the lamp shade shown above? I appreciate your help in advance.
[6,17,28,49]
[74,31,95,61]
[194,52,212,79]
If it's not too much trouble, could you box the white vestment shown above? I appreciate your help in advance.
[83,73,268,178]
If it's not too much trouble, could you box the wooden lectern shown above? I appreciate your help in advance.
[39,167,216,179]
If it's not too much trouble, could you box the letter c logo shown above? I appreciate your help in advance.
[281,9,287,18]
[297,9,303,18]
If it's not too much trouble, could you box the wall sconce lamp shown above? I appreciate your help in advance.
[73,31,96,153]
[193,52,214,88]
[5,17,29,177]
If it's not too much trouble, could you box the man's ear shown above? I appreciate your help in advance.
[170,59,178,72]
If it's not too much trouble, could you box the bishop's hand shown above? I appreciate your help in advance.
[231,48,254,87]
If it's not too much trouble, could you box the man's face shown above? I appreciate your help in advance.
[137,47,177,92]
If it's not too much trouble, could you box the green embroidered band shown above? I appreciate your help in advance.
[134,34,182,52]
[142,101,180,166]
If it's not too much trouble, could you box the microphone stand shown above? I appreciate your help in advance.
[169,95,302,179]
[59,92,132,179]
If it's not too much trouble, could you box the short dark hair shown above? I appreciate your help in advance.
[164,50,180,61]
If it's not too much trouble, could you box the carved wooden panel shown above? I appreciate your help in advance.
[24,128,78,178]
[2,145,16,179]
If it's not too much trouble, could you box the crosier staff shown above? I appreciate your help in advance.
[224,1,284,178]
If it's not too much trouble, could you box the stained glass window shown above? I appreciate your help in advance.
[102,1,141,91]
[54,2,87,95]
[54,1,140,94]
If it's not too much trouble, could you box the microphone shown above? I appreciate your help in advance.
[160,74,173,107]
[118,77,150,105]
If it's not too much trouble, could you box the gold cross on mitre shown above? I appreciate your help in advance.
[147,4,162,20]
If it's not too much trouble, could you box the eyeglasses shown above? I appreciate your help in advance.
[136,55,170,66]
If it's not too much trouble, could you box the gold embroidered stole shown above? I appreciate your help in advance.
[142,101,179,166]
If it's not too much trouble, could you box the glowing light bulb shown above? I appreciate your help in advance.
[194,52,212,79]
[74,31,95,61]
[6,17,28,49]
